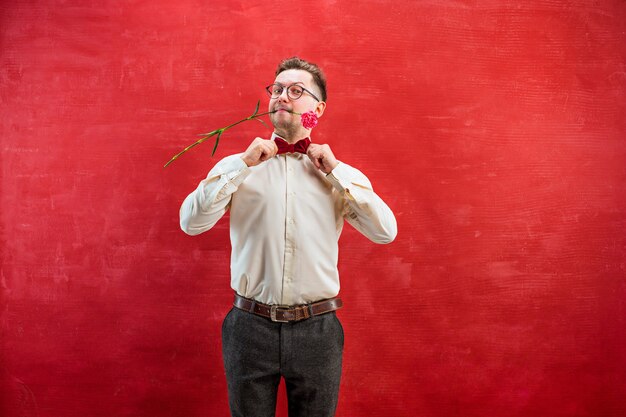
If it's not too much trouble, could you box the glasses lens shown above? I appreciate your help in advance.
[267,84,283,98]
[287,85,304,99]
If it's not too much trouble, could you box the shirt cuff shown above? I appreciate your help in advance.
[218,155,251,193]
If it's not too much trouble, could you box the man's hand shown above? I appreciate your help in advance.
[307,143,339,174]
[241,137,278,167]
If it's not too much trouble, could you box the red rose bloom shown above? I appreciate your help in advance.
[300,111,318,129]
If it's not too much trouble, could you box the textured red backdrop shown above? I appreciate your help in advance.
[2,1,625,416]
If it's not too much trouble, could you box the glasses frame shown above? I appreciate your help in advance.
[265,83,321,102]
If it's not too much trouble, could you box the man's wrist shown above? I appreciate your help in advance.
[327,161,341,174]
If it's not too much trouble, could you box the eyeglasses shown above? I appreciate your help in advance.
[265,83,321,102]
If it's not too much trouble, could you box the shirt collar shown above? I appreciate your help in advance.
[271,132,313,144]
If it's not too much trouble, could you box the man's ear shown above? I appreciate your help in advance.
[314,101,326,118]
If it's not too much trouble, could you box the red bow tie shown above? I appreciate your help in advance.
[274,137,311,154]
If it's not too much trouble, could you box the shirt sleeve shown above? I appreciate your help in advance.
[325,162,398,244]
[179,154,250,236]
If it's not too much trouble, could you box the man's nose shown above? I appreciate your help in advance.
[278,88,291,101]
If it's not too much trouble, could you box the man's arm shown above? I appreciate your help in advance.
[306,143,397,244]
[326,162,398,244]
[179,137,278,235]
[179,155,249,235]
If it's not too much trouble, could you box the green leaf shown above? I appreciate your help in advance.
[252,100,260,116]
[198,129,219,137]
[254,117,270,129]
[211,131,222,156]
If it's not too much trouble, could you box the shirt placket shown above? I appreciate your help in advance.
[281,155,297,305]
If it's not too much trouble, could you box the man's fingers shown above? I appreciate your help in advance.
[257,140,277,162]
[268,141,278,157]
[306,147,321,169]
[242,138,276,167]
[262,141,277,159]
[306,143,337,174]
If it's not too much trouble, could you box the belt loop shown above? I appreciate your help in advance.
[307,303,314,318]
[249,300,256,314]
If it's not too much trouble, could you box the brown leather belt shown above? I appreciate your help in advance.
[233,293,343,322]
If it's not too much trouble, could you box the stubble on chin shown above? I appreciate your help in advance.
[270,113,300,141]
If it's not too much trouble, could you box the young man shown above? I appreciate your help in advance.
[180,57,397,417]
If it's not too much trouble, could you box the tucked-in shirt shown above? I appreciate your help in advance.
[179,133,398,305]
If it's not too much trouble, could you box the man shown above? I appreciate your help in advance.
[179,57,397,417]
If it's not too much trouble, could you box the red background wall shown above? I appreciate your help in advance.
[2,1,625,416]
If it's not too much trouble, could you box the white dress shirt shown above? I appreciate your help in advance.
[179,134,397,305]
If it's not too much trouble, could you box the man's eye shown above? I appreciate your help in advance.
[272,86,283,95]
[289,86,303,95]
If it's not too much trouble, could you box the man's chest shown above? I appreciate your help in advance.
[230,156,342,222]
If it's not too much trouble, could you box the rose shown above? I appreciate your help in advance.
[300,111,318,129]
[164,102,320,168]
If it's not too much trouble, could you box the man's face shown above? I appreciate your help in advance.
[268,69,324,135]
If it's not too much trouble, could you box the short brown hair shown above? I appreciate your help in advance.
[275,57,327,102]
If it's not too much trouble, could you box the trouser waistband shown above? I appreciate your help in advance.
[233,293,343,322]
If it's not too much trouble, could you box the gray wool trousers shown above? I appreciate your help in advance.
[221,307,344,417]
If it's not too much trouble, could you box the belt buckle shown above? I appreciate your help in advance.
[270,305,290,322]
